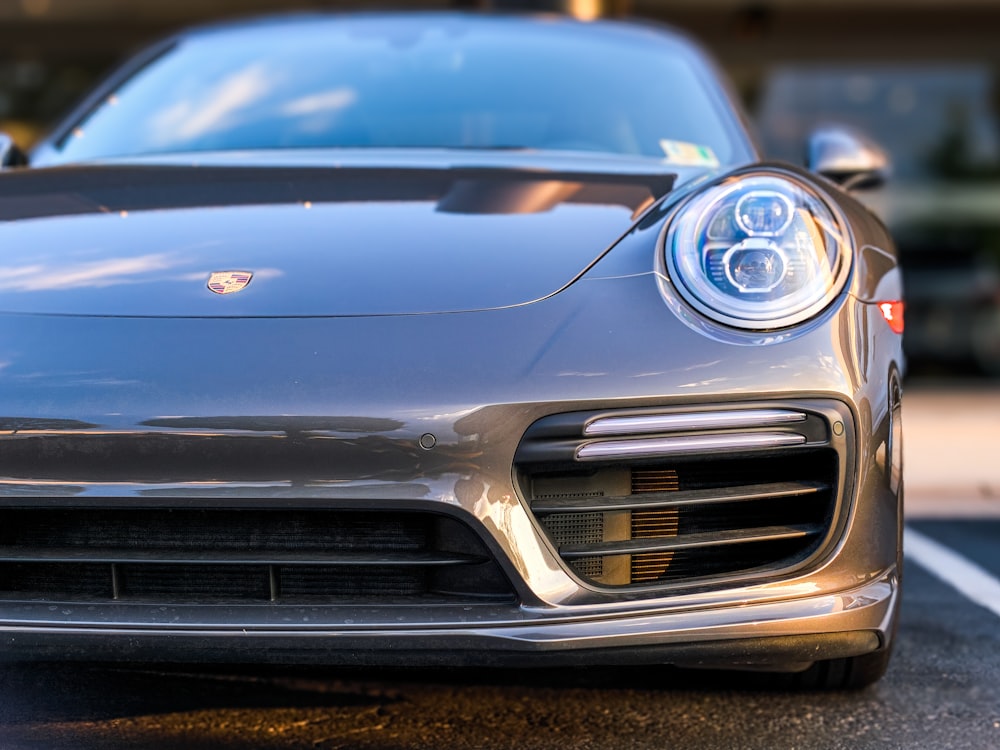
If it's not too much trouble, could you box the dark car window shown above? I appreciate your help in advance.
[50,16,747,165]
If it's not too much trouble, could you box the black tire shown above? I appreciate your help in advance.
[790,647,894,690]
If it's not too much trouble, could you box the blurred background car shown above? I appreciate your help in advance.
[757,64,1000,376]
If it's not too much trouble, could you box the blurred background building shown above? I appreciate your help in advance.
[2,0,998,377]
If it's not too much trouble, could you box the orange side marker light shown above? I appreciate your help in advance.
[878,301,904,334]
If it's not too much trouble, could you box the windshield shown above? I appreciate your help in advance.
[47,15,748,166]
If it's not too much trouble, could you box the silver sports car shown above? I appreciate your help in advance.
[0,13,903,688]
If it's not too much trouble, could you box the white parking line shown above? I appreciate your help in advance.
[904,526,1000,619]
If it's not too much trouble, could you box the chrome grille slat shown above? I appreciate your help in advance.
[576,432,807,461]
[584,409,807,436]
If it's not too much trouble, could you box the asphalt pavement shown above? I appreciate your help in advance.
[1,381,1000,750]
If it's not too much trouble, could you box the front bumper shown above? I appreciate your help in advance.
[0,260,903,666]
[0,571,896,669]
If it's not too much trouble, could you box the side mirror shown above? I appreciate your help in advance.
[807,126,889,190]
[0,133,29,169]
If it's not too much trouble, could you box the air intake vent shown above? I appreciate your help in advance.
[0,509,515,605]
[515,403,847,590]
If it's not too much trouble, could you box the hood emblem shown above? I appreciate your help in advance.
[207,271,253,295]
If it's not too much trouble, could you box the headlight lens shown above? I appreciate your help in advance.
[665,174,851,329]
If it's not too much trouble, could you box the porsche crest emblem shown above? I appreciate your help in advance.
[207,271,253,295]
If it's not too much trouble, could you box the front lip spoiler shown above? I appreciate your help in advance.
[0,573,898,668]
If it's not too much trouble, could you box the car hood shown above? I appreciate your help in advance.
[0,160,675,317]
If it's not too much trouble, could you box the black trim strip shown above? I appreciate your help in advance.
[560,524,822,558]
[532,480,826,515]
[0,547,485,567]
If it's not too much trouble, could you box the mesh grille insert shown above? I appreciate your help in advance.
[0,508,515,605]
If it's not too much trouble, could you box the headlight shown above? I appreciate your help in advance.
[665,174,851,329]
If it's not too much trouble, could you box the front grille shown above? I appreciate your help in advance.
[0,509,515,604]
[514,403,848,590]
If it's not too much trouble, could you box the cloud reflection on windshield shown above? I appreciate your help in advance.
[149,63,277,146]
[281,87,358,116]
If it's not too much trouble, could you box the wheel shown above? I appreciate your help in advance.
[789,647,894,690]
[772,503,902,691]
